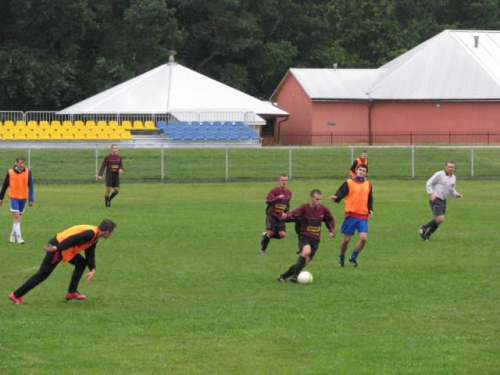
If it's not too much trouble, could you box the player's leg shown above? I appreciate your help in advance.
[10,199,25,243]
[421,199,445,240]
[10,250,61,300]
[260,215,275,254]
[349,219,369,267]
[109,187,120,201]
[108,174,120,205]
[339,217,355,267]
[278,237,310,282]
[66,254,87,300]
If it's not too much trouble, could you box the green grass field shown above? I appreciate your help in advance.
[0,180,498,374]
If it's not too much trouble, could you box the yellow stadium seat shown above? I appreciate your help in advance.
[73,130,85,140]
[121,130,133,140]
[27,120,38,130]
[97,120,108,129]
[144,120,156,130]
[38,130,51,140]
[85,120,97,128]
[122,121,132,130]
[3,131,14,140]
[14,130,27,140]
[4,120,15,129]
[133,120,144,130]
[13,121,27,140]
[109,120,119,129]
[74,120,84,130]
[39,120,50,130]
[85,130,98,140]
[26,131,39,140]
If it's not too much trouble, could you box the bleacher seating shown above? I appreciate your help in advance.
[156,120,261,142]
[0,119,134,141]
[0,118,261,142]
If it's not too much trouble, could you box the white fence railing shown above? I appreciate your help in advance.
[0,145,497,182]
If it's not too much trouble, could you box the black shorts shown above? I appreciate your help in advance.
[429,198,446,217]
[106,172,120,188]
[299,235,319,260]
[265,214,287,233]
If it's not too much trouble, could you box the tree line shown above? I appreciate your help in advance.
[0,0,498,111]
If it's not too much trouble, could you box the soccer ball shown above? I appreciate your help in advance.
[297,271,313,285]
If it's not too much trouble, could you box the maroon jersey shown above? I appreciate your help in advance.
[98,154,123,176]
[266,187,292,219]
[288,203,335,241]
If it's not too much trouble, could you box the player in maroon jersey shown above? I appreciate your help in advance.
[98,144,124,207]
[260,174,292,254]
[277,189,335,282]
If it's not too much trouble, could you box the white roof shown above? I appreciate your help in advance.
[287,68,380,100]
[275,30,500,101]
[59,63,288,123]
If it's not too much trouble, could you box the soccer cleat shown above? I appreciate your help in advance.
[17,236,25,244]
[9,292,23,305]
[277,275,286,283]
[105,196,110,208]
[289,276,298,283]
[338,260,345,268]
[9,234,16,243]
[259,249,266,255]
[419,226,427,241]
[66,291,86,301]
[349,257,358,267]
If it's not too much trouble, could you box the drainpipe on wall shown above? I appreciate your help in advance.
[277,116,290,144]
[368,99,374,145]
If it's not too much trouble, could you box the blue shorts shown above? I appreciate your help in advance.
[340,217,368,236]
[10,199,27,213]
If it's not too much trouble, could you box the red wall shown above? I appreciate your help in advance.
[273,75,313,140]
[312,102,369,133]
[372,102,500,132]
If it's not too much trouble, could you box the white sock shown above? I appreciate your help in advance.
[13,223,21,237]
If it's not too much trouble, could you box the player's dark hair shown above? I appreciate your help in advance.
[310,189,322,197]
[99,219,117,232]
[446,160,455,165]
[16,157,26,162]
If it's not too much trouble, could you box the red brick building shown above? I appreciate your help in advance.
[270,30,500,145]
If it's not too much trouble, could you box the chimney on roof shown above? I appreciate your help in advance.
[474,35,479,48]
[168,50,177,63]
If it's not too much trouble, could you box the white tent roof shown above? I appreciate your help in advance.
[274,30,500,101]
[59,63,288,124]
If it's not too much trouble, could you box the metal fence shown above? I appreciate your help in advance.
[0,145,498,183]
[275,132,500,145]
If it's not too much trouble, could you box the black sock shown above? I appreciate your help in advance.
[282,256,306,279]
[423,219,437,229]
[261,235,271,250]
[426,224,439,237]
[109,192,118,201]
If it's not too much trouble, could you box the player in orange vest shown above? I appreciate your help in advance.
[331,164,373,267]
[349,150,368,178]
[0,157,34,244]
[8,219,116,305]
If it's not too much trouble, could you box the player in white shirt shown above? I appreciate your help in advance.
[419,161,463,241]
